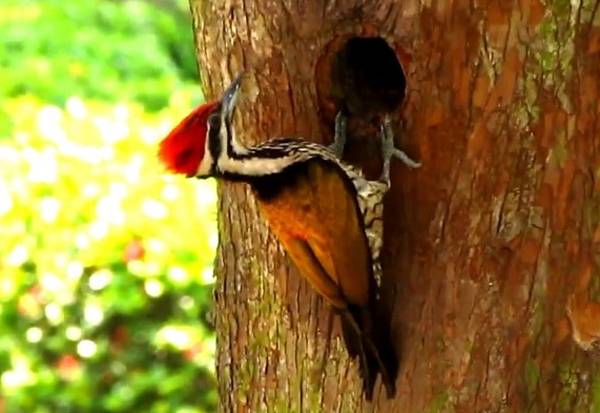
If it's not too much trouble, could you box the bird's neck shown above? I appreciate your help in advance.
[214,122,307,179]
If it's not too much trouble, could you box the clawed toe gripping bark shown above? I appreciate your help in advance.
[330,111,421,183]
[329,111,348,157]
[379,114,421,185]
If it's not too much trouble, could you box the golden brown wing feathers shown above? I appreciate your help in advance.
[256,160,371,309]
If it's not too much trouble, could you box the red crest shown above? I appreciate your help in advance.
[158,101,219,177]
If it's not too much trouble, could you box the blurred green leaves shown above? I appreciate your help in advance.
[0,0,200,111]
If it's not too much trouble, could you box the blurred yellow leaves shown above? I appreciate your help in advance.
[0,94,218,302]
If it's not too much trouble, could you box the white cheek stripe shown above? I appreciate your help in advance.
[200,115,313,177]
[195,134,214,176]
[228,127,249,155]
[214,117,301,176]
[217,154,299,176]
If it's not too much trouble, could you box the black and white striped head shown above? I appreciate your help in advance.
[158,74,242,177]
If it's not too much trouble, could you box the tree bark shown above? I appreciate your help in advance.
[189,0,600,411]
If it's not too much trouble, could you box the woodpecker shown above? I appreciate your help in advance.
[158,74,420,400]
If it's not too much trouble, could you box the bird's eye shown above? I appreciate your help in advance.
[208,113,221,130]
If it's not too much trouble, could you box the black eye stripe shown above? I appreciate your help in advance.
[208,113,222,171]
[208,113,221,129]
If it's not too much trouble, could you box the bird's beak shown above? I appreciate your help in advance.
[222,73,243,120]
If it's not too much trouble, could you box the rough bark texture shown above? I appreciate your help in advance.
[189,0,600,411]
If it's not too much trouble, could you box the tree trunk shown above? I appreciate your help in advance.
[189,0,600,411]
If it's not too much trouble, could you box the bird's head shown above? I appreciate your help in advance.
[158,74,242,178]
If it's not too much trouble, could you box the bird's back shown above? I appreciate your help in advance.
[250,158,373,309]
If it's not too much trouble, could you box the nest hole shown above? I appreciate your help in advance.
[316,36,407,122]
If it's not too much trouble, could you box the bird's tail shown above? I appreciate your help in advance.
[340,304,397,400]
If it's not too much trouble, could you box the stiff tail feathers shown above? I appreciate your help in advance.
[340,305,398,401]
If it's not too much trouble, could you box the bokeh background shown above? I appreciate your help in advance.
[0,1,218,411]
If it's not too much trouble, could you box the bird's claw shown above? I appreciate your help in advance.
[329,111,347,157]
[379,114,421,184]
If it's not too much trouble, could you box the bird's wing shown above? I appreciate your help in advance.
[255,160,372,309]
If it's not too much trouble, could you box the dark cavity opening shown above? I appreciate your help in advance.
[332,37,406,117]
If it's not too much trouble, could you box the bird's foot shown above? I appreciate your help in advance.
[379,114,421,185]
[329,111,347,157]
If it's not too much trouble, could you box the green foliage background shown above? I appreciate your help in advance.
[0,1,218,412]
[0,0,199,111]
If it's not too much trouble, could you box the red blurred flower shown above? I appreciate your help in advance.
[123,238,145,262]
[56,354,81,381]
[183,343,203,361]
